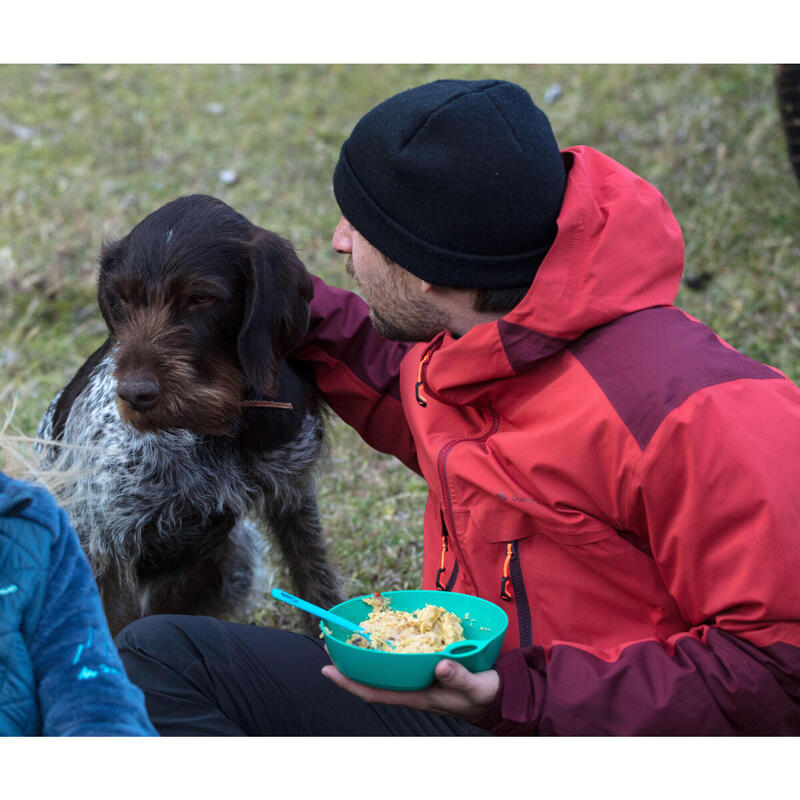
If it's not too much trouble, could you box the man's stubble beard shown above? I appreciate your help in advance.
[369,306,444,343]
[346,256,447,343]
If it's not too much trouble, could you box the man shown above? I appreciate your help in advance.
[117,79,800,735]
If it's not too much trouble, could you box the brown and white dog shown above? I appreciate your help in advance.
[36,195,343,634]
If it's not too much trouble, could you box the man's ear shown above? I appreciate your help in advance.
[237,228,313,397]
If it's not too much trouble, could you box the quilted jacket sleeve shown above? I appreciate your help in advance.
[23,487,157,736]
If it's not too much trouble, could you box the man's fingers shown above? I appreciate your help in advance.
[321,664,435,708]
[322,660,499,722]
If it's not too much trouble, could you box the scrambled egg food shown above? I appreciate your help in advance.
[347,594,465,653]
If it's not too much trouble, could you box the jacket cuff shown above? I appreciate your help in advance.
[472,671,505,731]
[472,648,540,735]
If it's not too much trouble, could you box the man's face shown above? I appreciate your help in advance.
[332,217,448,342]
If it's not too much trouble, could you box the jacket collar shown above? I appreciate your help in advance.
[420,146,685,405]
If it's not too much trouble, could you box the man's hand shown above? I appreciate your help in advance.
[321,658,500,722]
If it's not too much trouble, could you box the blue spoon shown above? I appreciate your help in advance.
[271,588,487,657]
[271,588,380,646]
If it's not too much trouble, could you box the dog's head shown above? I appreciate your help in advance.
[98,194,313,435]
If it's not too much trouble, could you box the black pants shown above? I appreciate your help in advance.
[115,614,490,736]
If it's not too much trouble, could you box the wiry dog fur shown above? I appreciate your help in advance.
[36,195,343,635]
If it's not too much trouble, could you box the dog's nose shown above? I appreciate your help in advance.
[117,373,161,411]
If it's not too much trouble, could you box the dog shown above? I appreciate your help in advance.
[35,194,343,635]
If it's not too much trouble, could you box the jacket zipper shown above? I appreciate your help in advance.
[435,512,460,591]
[435,409,501,596]
[415,342,501,599]
[434,414,533,647]
[415,349,433,407]
[415,338,443,408]
[508,540,533,647]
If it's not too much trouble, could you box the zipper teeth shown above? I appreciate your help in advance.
[437,408,501,592]
[509,541,533,648]
[437,410,501,518]
[417,338,443,405]
[444,560,459,591]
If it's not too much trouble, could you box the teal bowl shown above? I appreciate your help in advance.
[321,590,508,691]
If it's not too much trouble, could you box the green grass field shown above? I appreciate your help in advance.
[1,64,798,630]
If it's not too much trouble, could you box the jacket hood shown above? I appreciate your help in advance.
[422,146,685,403]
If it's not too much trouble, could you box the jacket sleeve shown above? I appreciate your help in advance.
[291,275,420,474]
[26,495,158,736]
[476,377,800,735]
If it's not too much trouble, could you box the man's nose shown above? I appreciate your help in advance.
[331,216,353,254]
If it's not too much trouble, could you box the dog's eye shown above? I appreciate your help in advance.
[189,294,214,308]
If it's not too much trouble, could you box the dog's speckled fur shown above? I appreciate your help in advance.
[35,195,343,634]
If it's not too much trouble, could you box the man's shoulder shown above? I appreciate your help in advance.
[567,306,784,450]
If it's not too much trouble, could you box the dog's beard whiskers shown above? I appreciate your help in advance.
[116,355,244,436]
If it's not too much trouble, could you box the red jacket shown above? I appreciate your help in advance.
[295,146,800,734]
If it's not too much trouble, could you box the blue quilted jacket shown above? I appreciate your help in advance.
[0,471,156,736]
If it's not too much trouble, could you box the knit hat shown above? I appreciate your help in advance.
[333,79,566,289]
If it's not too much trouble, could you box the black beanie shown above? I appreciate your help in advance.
[333,79,566,289]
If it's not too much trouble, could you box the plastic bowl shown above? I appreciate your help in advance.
[321,590,508,691]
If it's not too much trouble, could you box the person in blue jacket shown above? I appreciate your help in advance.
[0,462,157,736]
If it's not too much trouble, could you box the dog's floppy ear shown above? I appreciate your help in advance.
[238,229,313,397]
[97,235,130,332]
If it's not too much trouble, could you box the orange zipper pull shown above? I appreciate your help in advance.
[435,530,448,590]
[500,542,513,601]
[415,348,433,407]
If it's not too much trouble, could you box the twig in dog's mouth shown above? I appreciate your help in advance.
[240,400,294,410]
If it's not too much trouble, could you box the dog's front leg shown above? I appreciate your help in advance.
[94,569,145,637]
[265,481,344,633]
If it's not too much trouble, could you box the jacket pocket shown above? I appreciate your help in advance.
[458,507,540,647]
[469,504,616,546]
[463,504,618,649]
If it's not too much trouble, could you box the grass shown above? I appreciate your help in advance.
[1,64,798,631]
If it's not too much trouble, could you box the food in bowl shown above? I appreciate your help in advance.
[322,590,509,691]
[347,593,465,653]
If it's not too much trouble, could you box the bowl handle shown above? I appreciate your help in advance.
[441,639,487,659]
